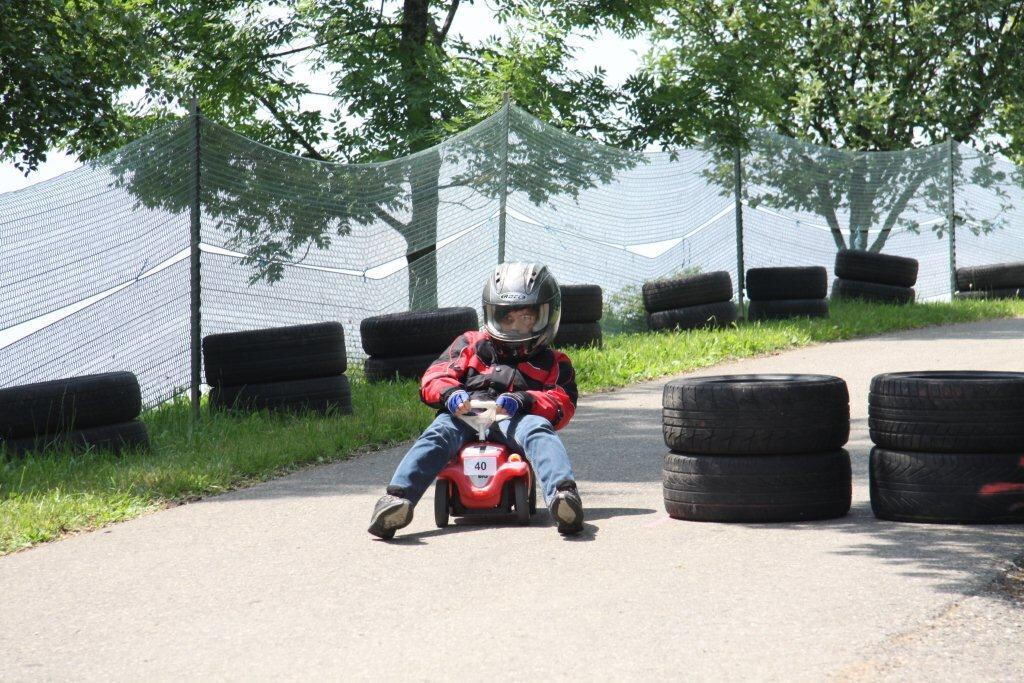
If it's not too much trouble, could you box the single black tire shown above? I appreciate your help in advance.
[514,478,530,524]
[747,298,829,321]
[746,266,828,301]
[870,447,1024,524]
[554,322,602,348]
[0,372,141,439]
[203,322,347,386]
[2,420,150,458]
[663,374,849,455]
[560,285,603,323]
[642,272,734,313]
[647,301,737,332]
[363,353,438,383]
[662,451,852,523]
[869,371,1024,453]
[360,307,478,357]
[210,375,353,415]
[834,249,919,287]
[831,278,915,305]
[529,475,537,514]
[434,480,450,528]
[954,287,1024,300]
[955,262,1024,292]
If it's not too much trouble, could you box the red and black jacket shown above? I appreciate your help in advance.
[420,330,578,430]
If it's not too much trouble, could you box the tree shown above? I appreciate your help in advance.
[67,1,637,309]
[0,0,147,173]
[622,0,1024,251]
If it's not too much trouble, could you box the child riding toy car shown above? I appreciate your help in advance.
[433,399,537,527]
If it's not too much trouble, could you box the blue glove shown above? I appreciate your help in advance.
[446,390,469,414]
[496,393,522,418]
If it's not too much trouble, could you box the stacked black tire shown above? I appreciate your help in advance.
[0,372,149,457]
[361,307,478,382]
[204,322,351,415]
[642,272,737,331]
[831,249,918,304]
[555,284,603,348]
[869,371,1024,524]
[746,266,829,320]
[661,375,852,522]
[954,262,1024,300]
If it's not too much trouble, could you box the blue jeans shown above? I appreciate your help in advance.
[388,412,576,506]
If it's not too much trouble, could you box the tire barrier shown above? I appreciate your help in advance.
[834,249,919,288]
[647,301,738,333]
[643,272,737,332]
[554,322,603,349]
[953,287,1024,300]
[746,267,829,321]
[955,261,1024,294]
[830,278,915,305]
[661,374,851,522]
[204,322,351,415]
[868,371,1024,523]
[831,250,918,305]
[559,285,603,324]
[0,372,149,457]
[210,375,352,415]
[556,285,603,348]
[203,322,347,386]
[360,307,478,383]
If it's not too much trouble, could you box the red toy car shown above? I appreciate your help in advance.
[434,400,537,527]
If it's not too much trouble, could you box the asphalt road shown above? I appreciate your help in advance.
[2,318,1023,681]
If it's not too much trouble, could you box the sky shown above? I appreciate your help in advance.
[0,4,648,194]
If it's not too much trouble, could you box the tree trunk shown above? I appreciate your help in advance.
[847,159,871,250]
[405,149,441,310]
[400,0,439,310]
[868,165,933,252]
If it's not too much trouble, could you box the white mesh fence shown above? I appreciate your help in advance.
[2,104,1022,406]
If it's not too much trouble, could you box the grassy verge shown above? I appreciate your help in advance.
[2,298,1023,554]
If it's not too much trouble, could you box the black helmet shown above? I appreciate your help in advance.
[482,262,561,357]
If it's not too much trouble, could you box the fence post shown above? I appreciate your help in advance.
[733,146,746,318]
[497,91,510,264]
[189,100,203,426]
[947,137,957,298]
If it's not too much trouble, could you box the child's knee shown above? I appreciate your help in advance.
[517,414,554,435]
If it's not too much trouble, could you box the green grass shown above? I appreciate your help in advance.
[2,298,1023,554]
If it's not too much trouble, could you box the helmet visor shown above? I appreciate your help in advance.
[484,303,550,341]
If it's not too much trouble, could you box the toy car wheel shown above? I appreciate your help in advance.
[434,480,450,528]
[529,476,537,514]
[514,479,530,525]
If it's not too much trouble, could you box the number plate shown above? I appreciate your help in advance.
[463,455,498,477]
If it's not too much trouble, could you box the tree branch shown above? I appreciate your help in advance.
[256,94,326,160]
[371,204,409,233]
[265,42,322,59]
[436,0,460,46]
[868,164,932,251]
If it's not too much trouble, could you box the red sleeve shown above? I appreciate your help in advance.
[419,332,478,408]
[524,350,577,430]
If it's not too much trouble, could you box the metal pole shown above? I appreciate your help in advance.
[497,91,510,264]
[734,146,746,318]
[947,137,957,298]
[189,100,203,425]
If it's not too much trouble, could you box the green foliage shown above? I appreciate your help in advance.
[61,1,640,309]
[5,298,1023,553]
[621,0,1024,251]
[601,284,647,334]
[0,0,148,172]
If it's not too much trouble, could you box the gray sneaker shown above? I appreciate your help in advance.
[368,494,413,539]
[550,484,584,535]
